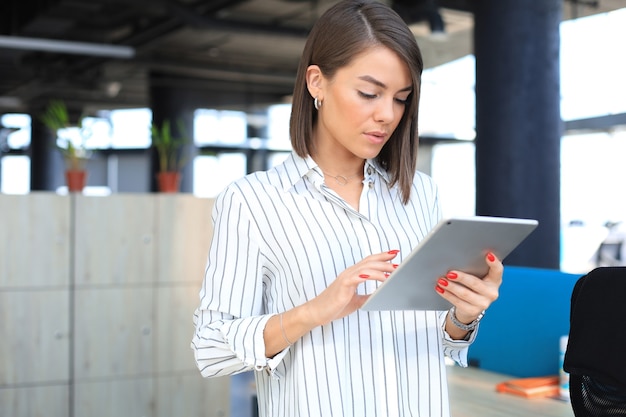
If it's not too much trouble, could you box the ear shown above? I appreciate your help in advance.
[305,65,323,100]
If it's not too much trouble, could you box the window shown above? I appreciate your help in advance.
[194,109,247,145]
[1,113,31,148]
[193,153,246,197]
[0,156,30,194]
[102,108,152,149]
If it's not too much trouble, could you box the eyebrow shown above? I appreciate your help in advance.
[358,75,413,93]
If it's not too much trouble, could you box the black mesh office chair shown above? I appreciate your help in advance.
[563,267,626,416]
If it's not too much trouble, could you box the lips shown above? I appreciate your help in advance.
[364,131,388,144]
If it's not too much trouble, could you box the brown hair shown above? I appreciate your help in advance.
[289,0,424,204]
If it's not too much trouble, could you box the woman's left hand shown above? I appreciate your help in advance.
[435,252,503,336]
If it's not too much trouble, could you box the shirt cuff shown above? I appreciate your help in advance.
[441,320,479,367]
[220,314,273,369]
[220,313,291,379]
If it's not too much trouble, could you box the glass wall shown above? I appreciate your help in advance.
[0,7,624,271]
[0,113,31,194]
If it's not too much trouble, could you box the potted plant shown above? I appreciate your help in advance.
[151,118,190,192]
[40,100,93,192]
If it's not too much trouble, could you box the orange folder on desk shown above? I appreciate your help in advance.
[496,375,560,399]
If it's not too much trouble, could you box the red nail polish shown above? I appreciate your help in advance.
[487,252,495,262]
[446,272,458,279]
[359,274,369,279]
[437,278,449,287]
[388,249,400,255]
[392,264,399,268]
[435,285,445,294]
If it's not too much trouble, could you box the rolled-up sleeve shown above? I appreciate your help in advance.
[192,310,289,377]
[191,184,285,378]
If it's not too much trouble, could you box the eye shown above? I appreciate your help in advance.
[358,91,377,100]
[394,97,410,105]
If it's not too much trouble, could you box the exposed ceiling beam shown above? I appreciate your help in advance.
[0,35,135,58]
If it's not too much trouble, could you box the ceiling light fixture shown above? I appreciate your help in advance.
[0,35,135,59]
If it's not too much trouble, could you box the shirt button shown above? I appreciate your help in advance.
[369,181,374,189]
[367,167,372,175]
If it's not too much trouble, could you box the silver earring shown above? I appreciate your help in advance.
[314,97,322,110]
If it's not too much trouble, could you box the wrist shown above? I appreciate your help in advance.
[449,306,484,332]
[292,303,320,334]
[301,298,330,327]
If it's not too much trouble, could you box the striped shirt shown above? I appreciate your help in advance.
[191,152,477,417]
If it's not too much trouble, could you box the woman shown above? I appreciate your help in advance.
[191,1,502,416]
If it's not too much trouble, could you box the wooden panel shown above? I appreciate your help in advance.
[0,290,69,385]
[156,195,213,284]
[0,385,69,417]
[155,285,201,373]
[74,194,156,286]
[73,287,153,379]
[74,378,153,417]
[1,193,223,417]
[155,373,230,417]
[0,192,70,288]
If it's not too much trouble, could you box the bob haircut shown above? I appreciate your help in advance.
[289,0,424,204]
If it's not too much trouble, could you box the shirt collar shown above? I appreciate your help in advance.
[278,152,318,191]
[279,151,391,191]
[366,158,391,184]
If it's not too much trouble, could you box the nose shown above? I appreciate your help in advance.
[373,97,396,124]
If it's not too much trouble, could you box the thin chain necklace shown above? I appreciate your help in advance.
[321,170,363,186]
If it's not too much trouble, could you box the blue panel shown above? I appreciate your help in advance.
[468,266,582,377]
[231,372,258,417]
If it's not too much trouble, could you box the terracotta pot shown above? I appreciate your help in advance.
[65,170,87,193]
[157,171,181,192]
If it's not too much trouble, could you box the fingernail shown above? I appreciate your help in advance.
[487,252,495,262]
[437,278,449,287]
[388,249,400,255]
[392,264,399,268]
[435,286,445,294]
[446,272,458,279]
[359,274,369,279]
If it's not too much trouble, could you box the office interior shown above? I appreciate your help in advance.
[1,1,625,416]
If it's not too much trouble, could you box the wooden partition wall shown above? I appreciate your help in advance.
[0,192,229,417]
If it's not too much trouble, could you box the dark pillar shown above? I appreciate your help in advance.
[30,115,64,191]
[149,74,196,193]
[473,0,562,269]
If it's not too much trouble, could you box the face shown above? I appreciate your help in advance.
[307,45,412,162]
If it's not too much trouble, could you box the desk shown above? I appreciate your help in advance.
[447,366,574,417]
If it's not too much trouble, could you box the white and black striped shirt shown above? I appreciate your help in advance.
[191,152,476,417]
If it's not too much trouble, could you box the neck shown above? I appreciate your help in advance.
[313,155,365,175]
[322,170,362,186]
[311,147,366,185]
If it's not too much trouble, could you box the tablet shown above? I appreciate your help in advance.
[360,216,539,311]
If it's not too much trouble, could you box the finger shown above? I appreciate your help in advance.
[353,294,371,309]
[442,270,485,294]
[451,274,498,304]
[434,283,490,316]
[358,257,400,274]
[363,249,400,260]
[436,271,498,308]
[357,264,396,283]
[357,273,386,283]
[482,252,504,284]
[436,278,488,307]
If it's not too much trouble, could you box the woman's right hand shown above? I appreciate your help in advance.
[303,250,400,326]
[265,250,400,356]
